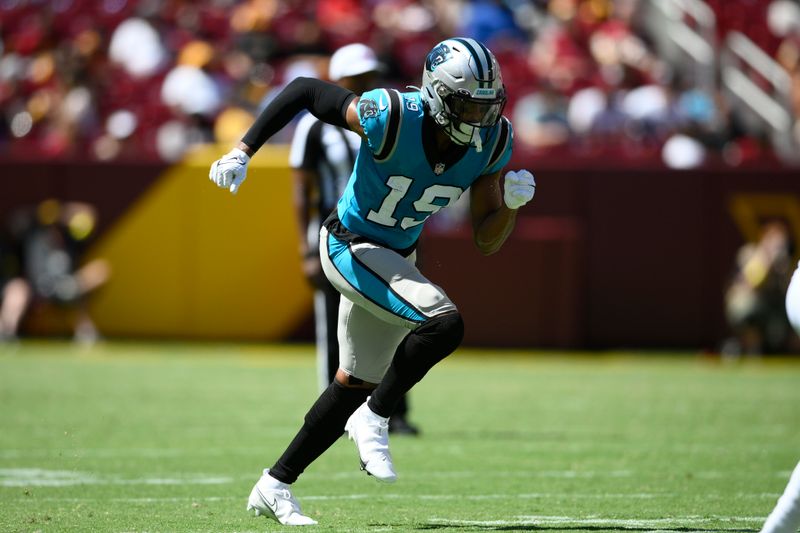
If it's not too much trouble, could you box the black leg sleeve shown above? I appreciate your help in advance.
[270,381,369,484]
[369,312,464,418]
[392,395,409,418]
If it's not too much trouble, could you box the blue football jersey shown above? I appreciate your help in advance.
[336,88,513,251]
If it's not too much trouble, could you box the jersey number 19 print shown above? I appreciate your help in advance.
[366,175,463,229]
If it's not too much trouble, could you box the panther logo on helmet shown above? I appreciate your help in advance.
[425,43,451,72]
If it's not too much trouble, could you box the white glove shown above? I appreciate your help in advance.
[209,147,250,194]
[503,169,536,210]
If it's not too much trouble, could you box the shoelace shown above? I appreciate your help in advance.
[280,489,303,512]
[368,419,389,430]
[363,412,389,430]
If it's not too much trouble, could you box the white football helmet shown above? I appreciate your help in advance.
[421,38,506,151]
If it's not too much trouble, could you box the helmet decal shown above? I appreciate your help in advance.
[425,43,451,72]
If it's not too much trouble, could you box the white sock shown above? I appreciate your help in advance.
[261,469,289,489]
[761,461,800,533]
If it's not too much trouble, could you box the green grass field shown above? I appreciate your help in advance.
[1,341,799,532]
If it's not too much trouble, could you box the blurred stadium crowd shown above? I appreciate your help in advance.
[0,0,799,166]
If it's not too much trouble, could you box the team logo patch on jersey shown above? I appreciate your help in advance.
[425,43,451,72]
[359,98,379,119]
[434,163,446,175]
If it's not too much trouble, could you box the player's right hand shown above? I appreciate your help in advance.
[209,147,250,194]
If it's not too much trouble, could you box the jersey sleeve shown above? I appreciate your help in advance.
[482,117,513,176]
[357,88,401,161]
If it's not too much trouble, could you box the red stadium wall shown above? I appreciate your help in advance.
[2,156,799,349]
[423,163,800,349]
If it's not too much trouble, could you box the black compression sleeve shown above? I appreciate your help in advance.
[241,77,356,152]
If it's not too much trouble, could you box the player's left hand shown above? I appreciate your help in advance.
[503,169,535,210]
[209,147,250,194]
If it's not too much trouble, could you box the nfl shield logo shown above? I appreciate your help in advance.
[434,163,445,175]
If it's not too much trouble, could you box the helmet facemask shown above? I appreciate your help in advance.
[438,84,506,149]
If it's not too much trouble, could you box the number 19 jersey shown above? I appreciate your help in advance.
[336,88,513,251]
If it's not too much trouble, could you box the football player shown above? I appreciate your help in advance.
[759,261,800,533]
[209,37,536,526]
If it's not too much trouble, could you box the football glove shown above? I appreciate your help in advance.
[503,169,536,210]
[209,147,250,194]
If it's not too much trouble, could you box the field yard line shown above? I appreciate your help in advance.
[323,469,636,480]
[312,468,797,481]
[9,496,242,503]
[0,468,232,487]
[428,515,767,528]
[0,463,793,482]
[0,446,273,459]
[2,440,795,459]
[8,491,780,503]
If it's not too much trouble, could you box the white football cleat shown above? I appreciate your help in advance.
[246,469,317,526]
[344,400,397,483]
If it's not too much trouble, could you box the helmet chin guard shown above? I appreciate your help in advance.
[420,38,506,151]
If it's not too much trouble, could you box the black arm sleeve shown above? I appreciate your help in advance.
[241,77,356,152]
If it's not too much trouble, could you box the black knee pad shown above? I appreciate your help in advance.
[415,311,464,362]
[367,312,464,418]
[393,311,464,376]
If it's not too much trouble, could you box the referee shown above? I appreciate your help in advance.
[289,43,419,435]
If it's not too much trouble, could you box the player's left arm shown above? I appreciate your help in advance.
[469,169,535,256]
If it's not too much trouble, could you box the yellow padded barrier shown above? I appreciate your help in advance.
[86,145,312,340]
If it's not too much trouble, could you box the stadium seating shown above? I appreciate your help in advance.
[0,0,797,167]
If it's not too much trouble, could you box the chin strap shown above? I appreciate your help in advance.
[472,127,483,152]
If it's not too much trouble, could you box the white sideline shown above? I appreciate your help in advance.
[1,438,796,458]
[0,468,786,499]
[2,465,792,484]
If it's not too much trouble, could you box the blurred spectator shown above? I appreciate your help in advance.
[723,221,794,356]
[108,17,167,78]
[661,133,707,169]
[159,39,223,154]
[0,0,797,165]
[513,87,570,148]
[0,199,111,344]
[0,228,26,342]
[457,0,528,46]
